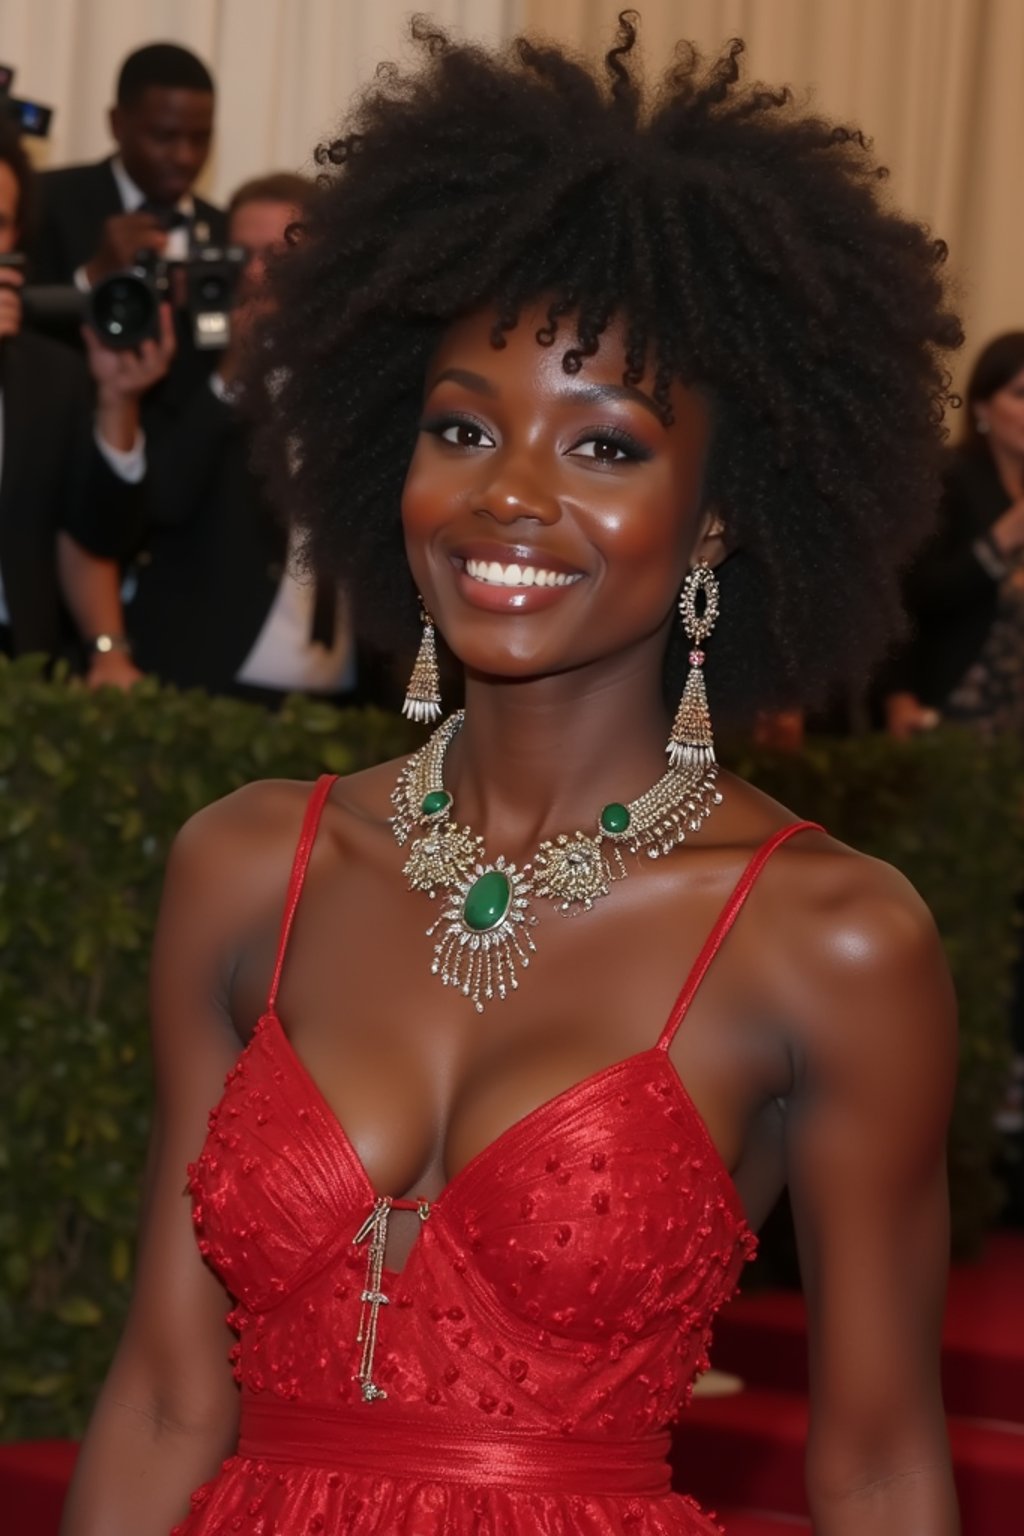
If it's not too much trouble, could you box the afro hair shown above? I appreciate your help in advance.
[251,12,961,718]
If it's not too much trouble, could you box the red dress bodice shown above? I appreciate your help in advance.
[174,777,817,1534]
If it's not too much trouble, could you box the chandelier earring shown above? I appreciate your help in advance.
[402,604,442,724]
[666,561,719,770]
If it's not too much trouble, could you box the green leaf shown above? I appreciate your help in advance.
[55,1297,103,1327]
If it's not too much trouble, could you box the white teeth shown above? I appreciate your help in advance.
[464,558,578,589]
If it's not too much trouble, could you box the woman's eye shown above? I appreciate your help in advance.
[571,433,649,464]
[427,418,494,449]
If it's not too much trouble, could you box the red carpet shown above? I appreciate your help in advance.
[0,1439,77,1536]
[676,1232,1024,1535]
[1,1236,1021,1535]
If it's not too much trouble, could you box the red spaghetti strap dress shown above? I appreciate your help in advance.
[176,775,819,1534]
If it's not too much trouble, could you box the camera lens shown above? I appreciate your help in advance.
[198,276,227,305]
[88,271,158,349]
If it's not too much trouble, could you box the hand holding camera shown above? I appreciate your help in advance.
[83,300,176,449]
[84,210,168,286]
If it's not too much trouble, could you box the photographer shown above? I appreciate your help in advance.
[0,117,172,682]
[27,42,225,404]
[125,174,361,702]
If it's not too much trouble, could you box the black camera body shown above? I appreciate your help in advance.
[8,246,247,352]
[89,246,247,351]
[0,63,53,139]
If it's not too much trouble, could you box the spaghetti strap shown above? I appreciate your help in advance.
[266,775,339,1015]
[656,820,823,1053]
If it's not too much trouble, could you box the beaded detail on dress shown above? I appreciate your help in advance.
[174,779,819,1535]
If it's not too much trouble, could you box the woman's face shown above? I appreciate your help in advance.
[401,302,717,683]
[977,366,1024,458]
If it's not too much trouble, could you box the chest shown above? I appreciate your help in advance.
[229,837,787,1239]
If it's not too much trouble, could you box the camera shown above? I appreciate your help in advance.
[89,246,247,351]
[0,63,53,139]
[10,246,247,351]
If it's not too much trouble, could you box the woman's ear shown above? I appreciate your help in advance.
[693,510,730,569]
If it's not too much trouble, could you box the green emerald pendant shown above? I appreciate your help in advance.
[421,789,452,817]
[600,801,631,835]
[463,869,512,932]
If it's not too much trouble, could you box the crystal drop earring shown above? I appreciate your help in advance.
[666,561,719,770]
[402,604,442,724]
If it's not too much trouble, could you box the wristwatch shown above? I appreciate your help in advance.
[973,534,1009,582]
[88,634,133,656]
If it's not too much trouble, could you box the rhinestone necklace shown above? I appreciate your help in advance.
[390,711,722,1013]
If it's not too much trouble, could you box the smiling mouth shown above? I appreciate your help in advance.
[462,557,583,590]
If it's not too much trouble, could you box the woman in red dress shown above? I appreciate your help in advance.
[62,18,962,1535]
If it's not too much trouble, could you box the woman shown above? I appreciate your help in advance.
[885,331,1024,739]
[884,330,1024,1192]
[61,20,962,1536]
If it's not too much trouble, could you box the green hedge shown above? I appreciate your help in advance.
[0,657,1021,1439]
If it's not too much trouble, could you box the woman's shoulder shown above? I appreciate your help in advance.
[720,776,956,1132]
[732,772,955,1082]
[166,759,404,904]
[718,770,943,994]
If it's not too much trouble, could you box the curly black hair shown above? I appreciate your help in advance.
[253,12,961,718]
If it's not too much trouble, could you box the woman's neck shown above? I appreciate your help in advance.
[442,632,674,857]
[989,440,1024,501]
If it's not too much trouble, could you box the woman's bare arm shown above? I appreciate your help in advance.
[60,784,306,1536]
[786,855,959,1534]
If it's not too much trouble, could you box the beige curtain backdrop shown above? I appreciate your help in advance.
[3,0,516,197]
[4,0,1022,382]
[519,0,1024,388]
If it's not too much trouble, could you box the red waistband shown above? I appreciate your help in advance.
[239,1396,672,1497]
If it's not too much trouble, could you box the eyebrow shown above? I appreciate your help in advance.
[430,368,665,424]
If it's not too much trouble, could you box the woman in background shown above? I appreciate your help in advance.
[885,331,1024,739]
[885,330,1024,1191]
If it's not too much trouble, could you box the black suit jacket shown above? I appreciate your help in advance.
[126,385,394,704]
[29,157,227,285]
[884,447,1011,707]
[127,382,289,690]
[0,330,141,656]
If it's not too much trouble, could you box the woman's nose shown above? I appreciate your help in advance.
[473,458,560,525]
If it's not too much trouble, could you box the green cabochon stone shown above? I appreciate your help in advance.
[599,802,631,835]
[463,870,512,932]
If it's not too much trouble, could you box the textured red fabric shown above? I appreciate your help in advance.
[176,784,818,1534]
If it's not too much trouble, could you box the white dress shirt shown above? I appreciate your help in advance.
[73,158,198,292]
[236,526,355,694]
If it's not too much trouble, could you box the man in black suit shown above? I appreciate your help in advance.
[27,42,225,408]
[0,117,171,681]
[29,42,224,287]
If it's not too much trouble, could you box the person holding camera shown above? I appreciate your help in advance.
[0,117,172,681]
[124,173,366,703]
[27,42,225,405]
[30,42,223,287]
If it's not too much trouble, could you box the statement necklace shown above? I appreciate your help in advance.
[390,711,722,1013]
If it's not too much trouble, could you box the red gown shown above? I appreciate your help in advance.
[176,776,816,1534]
